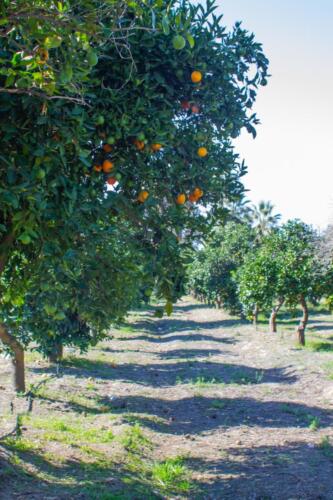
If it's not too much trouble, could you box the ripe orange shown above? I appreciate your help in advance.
[102,159,114,173]
[191,70,202,83]
[191,104,200,114]
[38,48,49,62]
[181,100,191,110]
[188,193,197,203]
[197,147,208,158]
[176,193,186,205]
[103,143,112,153]
[193,187,203,199]
[93,164,102,172]
[107,176,117,185]
[151,143,162,152]
[138,190,149,203]
[134,139,145,150]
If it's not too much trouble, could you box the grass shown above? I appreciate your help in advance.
[151,456,192,493]
[280,404,320,429]
[26,415,115,445]
[119,424,152,453]
[305,339,333,352]
[319,436,333,460]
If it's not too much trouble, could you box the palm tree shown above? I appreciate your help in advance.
[249,200,281,239]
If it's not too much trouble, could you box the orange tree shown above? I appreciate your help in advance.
[0,0,269,391]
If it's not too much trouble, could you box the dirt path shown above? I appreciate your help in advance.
[1,298,333,499]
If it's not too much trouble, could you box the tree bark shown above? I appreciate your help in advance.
[0,324,25,393]
[269,298,284,333]
[296,296,308,346]
[48,343,63,363]
[253,304,259,328]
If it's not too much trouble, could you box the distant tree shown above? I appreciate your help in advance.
[249,201,281,239]
[187,221,255,313]
[237,220,323,343]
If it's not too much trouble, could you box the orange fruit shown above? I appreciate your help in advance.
[176,193,186,205]
[181,100,191,110]
[191,70,202,83]
[107,176,117,185]
[197,147,208,158]
[151,143,162,152]
[93,164,102,172]
[134,139,145,150]
[193,187,203,199]
[138,190,149,203]
[103,143,112,153]
[102,159,114,173]
[188,193,197,203]
[191,104,200,114]
[38,48,49,62]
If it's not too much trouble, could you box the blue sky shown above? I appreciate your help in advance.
[217,0,333,228]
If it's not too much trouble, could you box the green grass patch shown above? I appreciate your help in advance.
[151,456,192,494]
[2,436,40,453]
[319,436,333,460]
[305,339,333,352]
[25,415,114,445]
[119,424,152,453]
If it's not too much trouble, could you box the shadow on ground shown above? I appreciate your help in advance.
[0,445,160,499]
[1,439,333,499]
[31,359,297,388]
[104,395,333,435]
[189,442,333,499]
[129,317,246,335]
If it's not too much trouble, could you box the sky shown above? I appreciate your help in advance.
[216,0,333,229]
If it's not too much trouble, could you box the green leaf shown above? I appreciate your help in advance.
[44,36,62,49]
[186,33,195,48]
[162,15,170,35]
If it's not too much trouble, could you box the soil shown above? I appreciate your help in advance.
[0,298,333,499]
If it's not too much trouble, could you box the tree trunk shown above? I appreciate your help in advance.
[0,324,25,393]
[48,343,63,363]
[296,296,308,346]
[269,298,284,333]
[253,304,259,327]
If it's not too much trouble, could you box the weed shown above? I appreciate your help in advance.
[2,437,39,453]
[306,340,333,352]
[309,417,320,431]
[319,436,333,460]
[119,424,151,453]
[210,400,226,409]
[230,370,264,385]
[151,456,192,493]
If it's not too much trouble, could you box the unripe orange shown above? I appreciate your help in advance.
[197,147,208,158]
[138,190,149,203]
[191,70,202,83]
[102,159,114,173]
[176,193,186,205]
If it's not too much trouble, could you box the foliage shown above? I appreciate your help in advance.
[0,0,269,374]
[237,220,323,317]
[187,221,255,312]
